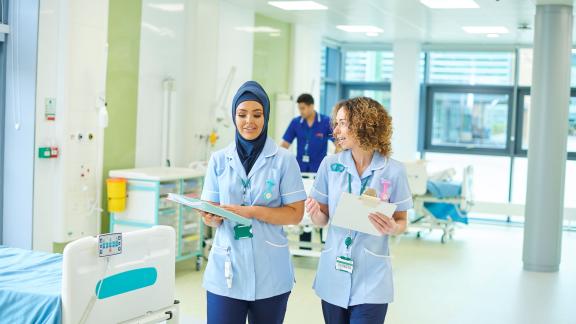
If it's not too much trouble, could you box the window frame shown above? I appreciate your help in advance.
[424,84,515,156]
[514,87,576,160]
[341,82,391,106]
[320,45,342,115]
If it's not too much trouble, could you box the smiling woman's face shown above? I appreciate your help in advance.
[333,107,358,150]
[235,101,265,140]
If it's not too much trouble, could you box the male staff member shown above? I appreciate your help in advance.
[281,94,332,173]
[281,93,332,249]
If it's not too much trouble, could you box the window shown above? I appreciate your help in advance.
[518,48,576,87]
[426,88,511,153]
[515,89,576,157]
[424,152,511,204]
[343,50,394,82]
[428,51,515,86]
[346,88,391,110]
[512,158,576,208]
[318,45,576,216]
[320,46,341,115]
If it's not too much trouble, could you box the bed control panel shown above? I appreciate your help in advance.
[98,233,123,257]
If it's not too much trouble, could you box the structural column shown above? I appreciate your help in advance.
[390,40,421,162]
[523,2,573,272]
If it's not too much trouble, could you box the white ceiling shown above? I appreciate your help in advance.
[230,0,576,46]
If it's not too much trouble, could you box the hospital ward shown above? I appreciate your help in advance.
[2,0,576,323]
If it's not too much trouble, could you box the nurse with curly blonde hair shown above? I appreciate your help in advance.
[306,97,413,324]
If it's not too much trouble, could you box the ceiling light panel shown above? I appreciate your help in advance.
[336,25,384,33]
[420,0,479,9]
[268,1,327,11]
[235,26,281,33]
[463,26,509,34]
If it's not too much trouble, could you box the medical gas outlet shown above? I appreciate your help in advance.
[39,146,59,159]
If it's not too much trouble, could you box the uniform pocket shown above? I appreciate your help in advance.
[363,248,391,259]
[260,237,293,291]
[265,239,289,248]
[361,248,394,301]
[211,243,229,255]
[204,243,230,288]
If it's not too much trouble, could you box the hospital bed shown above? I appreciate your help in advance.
[404,161,474,243]
[0,226,179,324]
[285,173,326,258]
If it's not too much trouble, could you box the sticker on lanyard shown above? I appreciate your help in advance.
[380,179,391,201]
[263,179,275,200]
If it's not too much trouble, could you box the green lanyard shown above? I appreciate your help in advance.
[344,172,373,251]
[347,173,372,195]
[240,178,250,206]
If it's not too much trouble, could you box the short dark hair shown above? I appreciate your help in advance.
[296,93,314,105]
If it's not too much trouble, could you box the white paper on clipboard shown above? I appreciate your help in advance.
[331,192,397,236]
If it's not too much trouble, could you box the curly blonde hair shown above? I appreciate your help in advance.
[331,97,393,156]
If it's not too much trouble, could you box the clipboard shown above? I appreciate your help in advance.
[166,193,252,226]
[331,192,397,236]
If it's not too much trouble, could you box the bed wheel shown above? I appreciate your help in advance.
[196,256,202,271]
[416,231,421,238]
[441,233,447,244]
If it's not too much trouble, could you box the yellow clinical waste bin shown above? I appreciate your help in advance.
[107,178,127,212]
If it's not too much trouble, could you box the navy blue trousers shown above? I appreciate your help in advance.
[207,291,291,324]
[322,300,388,324]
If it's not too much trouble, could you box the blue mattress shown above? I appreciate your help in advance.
[424,202,469,224]
[427,180,462,199]
[0,246,62,324]
[425,180,468,224]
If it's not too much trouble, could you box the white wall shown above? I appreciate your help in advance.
[211,0,254,154]
[291,24,322,108]
[135,0,187,168]
[390,40,421,162]
[134,0,254,166]
[272,23,322,147]
[33,0,109,250]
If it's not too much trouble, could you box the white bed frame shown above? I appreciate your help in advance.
[284,173,327,258]
[62,226,179,324]
[404,161,474,243]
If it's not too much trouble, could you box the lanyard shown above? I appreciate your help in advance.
[302,114,319,155]
[344,171,374,252]
[303,122,313,155]
[240,178,250,206]
[347,173,373,196]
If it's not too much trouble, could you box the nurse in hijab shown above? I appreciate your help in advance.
[199,81,306,324]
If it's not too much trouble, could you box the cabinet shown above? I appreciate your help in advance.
[108,167,205,270]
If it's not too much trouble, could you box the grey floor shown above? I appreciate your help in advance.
[175,225,576,324]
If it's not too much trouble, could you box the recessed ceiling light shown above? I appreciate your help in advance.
[268,1,327,10]
[463,26,509,34]
[148,4,185,12]
[235,26,281,33]
[337,25,384,33]
[420,0,479,9]
[366,32,379,37]
[486,33,500,38]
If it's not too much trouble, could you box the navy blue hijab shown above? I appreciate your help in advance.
[231,81,270,175]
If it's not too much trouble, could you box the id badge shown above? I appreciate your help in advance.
[335,256,354,273]
[234,224,253,240]
[302,155,310,163]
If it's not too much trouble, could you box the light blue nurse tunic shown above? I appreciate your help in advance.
[201,137,307,301]
[310,150,413,308]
